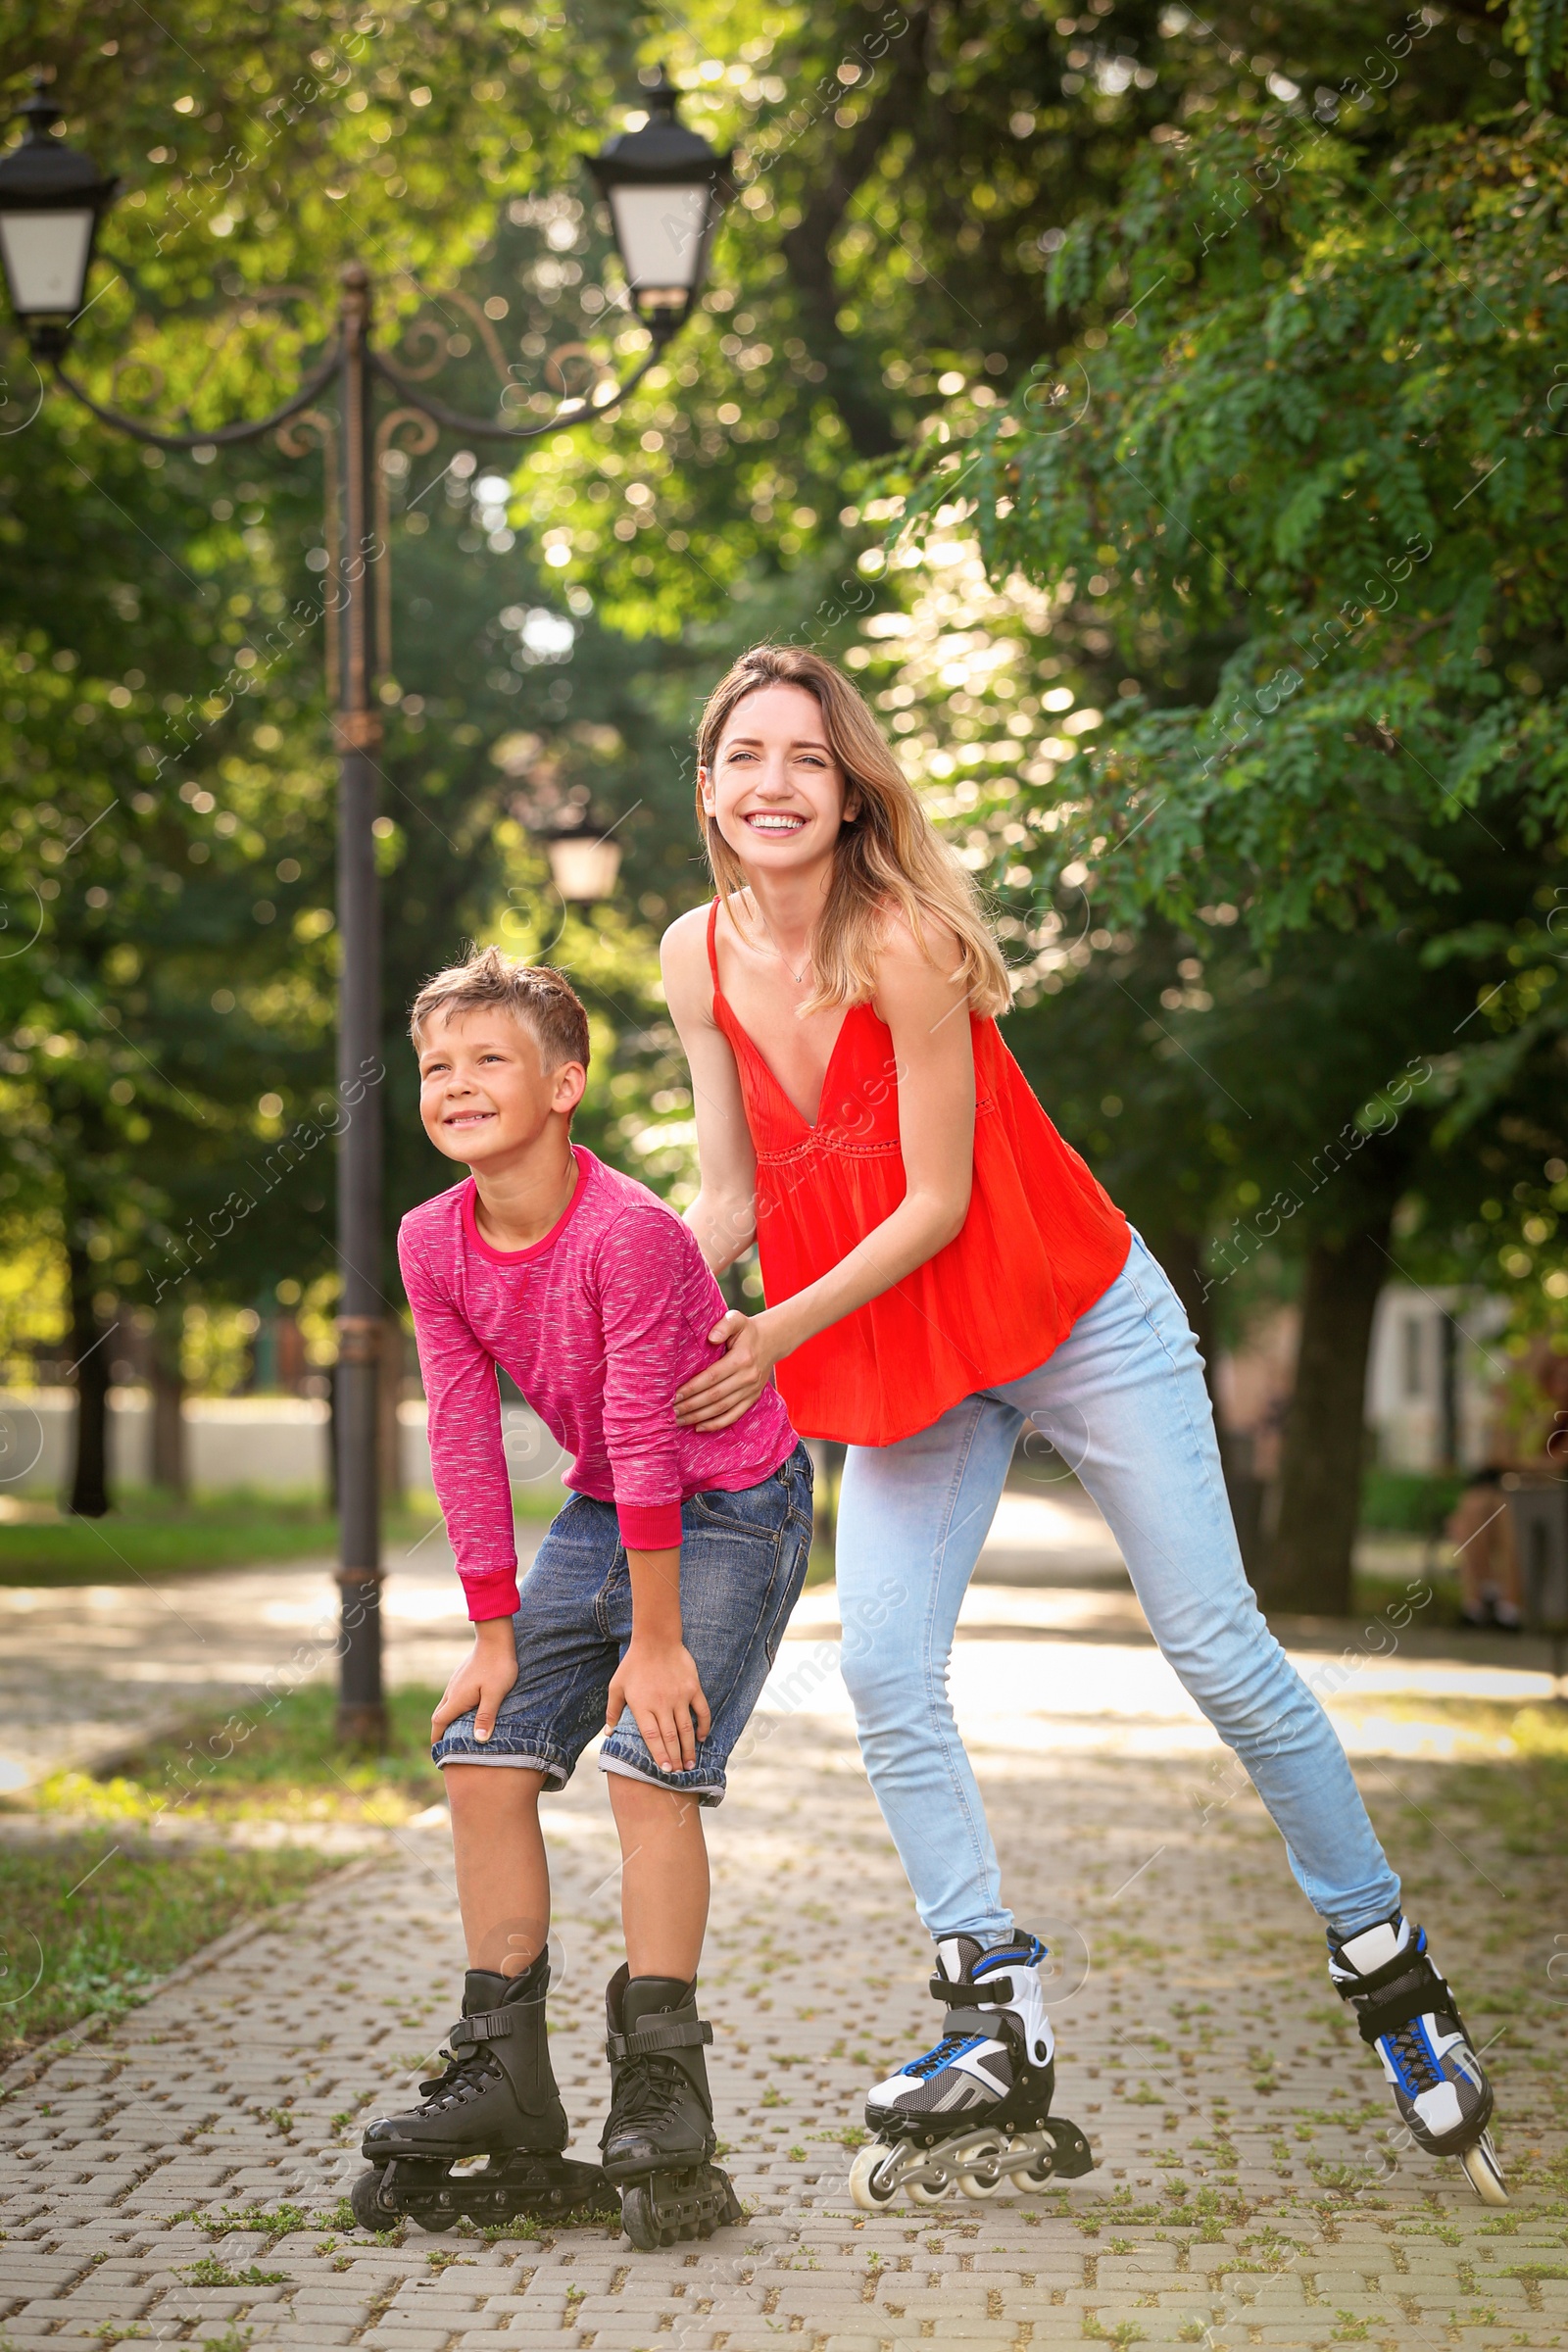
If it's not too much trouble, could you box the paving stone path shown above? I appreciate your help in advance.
[3,1681,1566,2350]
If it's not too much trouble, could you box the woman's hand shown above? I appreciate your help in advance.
[431,1618,518,1744]
[606,1638,712,1773]
[674,1307,780,1431]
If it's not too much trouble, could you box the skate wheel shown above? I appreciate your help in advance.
[349,2168,393,2231]
[956,2132,1008,2199]
[1460,2134,1508,2207]
[621,2183,661,2251]
[907,2164,956,2205]
[848,2144,899,2211]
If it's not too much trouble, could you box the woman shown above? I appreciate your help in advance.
[659,644,1503,2206]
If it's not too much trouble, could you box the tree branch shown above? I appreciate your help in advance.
[779,10,931,461]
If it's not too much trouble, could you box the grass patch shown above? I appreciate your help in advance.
[1359,1466,1466,1535]
[1446,1704,1568,1857]
[1348,1564,1470,1627]
[24,1681,448,1829]
[0,1484,565,1586]
[0,1489,339,1586]
[0,1836,341,2059]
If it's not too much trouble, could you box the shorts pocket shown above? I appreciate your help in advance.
[688,1480,789,1543]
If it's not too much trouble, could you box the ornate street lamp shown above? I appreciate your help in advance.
[587,68,733,336]
[0,74,731,1744]
[0,79,118,360]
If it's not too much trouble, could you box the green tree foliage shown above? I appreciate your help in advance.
[0,2,686,1503]
[906,100,1568,1271]
[890,81,1568,1599]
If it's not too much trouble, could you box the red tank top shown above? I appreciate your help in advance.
[707,900,1130,1446]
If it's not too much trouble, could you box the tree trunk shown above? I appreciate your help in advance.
[1147,1220,1270,1581]
[66,1237,113,1519]
[150,1298,186,1495]
[1266,1215,1393,1616]
[1142,1223,1217,1411]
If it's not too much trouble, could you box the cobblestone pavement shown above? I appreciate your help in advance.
[3,1659,1567,2350]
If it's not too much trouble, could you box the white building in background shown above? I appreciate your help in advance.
[1215,1283,1510,1479]
[1363,1285,1509,1473]
[0,1391,565,1501]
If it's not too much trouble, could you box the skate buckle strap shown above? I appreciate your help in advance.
[606,2016,714,2064]
[449,2009,526,2052]
[1338,1951,1457,2048]
[932,1971,1022,2008]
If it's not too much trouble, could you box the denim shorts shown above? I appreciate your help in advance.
[433,1443,813,1805]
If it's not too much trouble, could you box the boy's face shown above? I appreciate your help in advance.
[416,1006,585,1169]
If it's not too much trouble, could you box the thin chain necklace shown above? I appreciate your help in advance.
[747,896,812,986]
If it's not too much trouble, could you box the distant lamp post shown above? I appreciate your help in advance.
[541,817,623,906]
[0,79,118,359]
[0,66,731,1749]
[587,68,732,337]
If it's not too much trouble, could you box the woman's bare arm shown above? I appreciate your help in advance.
[673,917,977,1431]
[661,906,758,1275]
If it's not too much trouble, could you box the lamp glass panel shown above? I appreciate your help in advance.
[608,183,709,292]
[0,210,93,315]
[547,836,622,903]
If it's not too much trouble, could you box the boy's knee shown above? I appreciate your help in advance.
[608,1773,706,1832]
[444,1762,547,1816]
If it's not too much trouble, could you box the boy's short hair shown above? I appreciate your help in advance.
[410,946,591,1074]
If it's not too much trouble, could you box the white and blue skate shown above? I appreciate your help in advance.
[1330,1914,1506,2206]
[848,1933,1094,2209]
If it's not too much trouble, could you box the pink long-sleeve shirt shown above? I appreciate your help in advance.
[399,1147,798,1621]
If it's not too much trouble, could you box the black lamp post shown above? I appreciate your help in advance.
[0,71,730,1745]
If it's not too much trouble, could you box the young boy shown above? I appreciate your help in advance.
[358,948,811,2245]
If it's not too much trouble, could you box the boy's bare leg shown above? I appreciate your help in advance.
[608,1775,710,1980]
[446,1764,552,1976]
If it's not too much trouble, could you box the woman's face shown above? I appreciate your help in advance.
[701,682,858,881]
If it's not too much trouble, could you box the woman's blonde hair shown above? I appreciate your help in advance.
[694,644,1011,1019]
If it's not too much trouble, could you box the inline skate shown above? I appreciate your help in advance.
[1329,1912,1506,2206]
[848,1932,1094,2209]
[600,1966,742,2249]
[350,1952,608,2232]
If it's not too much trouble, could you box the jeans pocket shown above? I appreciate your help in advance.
[689,1483,788,1543]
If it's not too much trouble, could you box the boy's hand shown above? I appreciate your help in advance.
[606,1639,711,1774]
[432,1618,518,1744]
[673,1308,779,1432]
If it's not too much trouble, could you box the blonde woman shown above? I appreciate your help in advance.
[658,644,1503,2208]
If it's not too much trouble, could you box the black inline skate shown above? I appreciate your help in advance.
[600,1966,742,2250]
[350,1952,608,2232]
[1329,1912,1506,2206]
[849,1932,1094,2210]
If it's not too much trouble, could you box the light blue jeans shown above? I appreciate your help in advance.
[834,1232,1401,1944]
